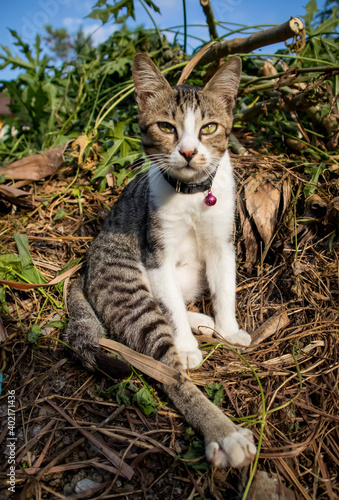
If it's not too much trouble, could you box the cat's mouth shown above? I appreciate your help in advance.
[170,163,215,184]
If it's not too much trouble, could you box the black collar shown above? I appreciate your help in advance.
[161,168,217,194]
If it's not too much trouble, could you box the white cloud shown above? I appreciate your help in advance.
[63,17,83,30]
[83,23,118,45]
[62,17,117,45]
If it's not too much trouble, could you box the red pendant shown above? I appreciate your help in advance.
[204,191,217,206]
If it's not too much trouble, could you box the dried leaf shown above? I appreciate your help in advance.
[71,135,91,166]
[0,316,8,343]
[99,338,182,385]
[238,192,259,266]
[244,180,281,248]
[258,60,278,79]
[0,184,38,207]
[177,41,217,85]
[251,309,290,345]
[326,196,339,230]
[238,172,291,267]
[0,145,66,181]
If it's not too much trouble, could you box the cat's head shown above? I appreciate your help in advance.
[132,53,241,184]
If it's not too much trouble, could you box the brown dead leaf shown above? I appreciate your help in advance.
[99,338,183,385]
[0,145,66,181]
[251,309,290,345]
[244,179,281,248]
[0,316,8,343]
[238,193,259,267]
[238,173,290,266]
[306,193,327,219]
[177,41,217,85]
[285,137,308,151]
[0,184,38,207]
[71,134,90,166]
[326,196,339,231]
[259,60,278,79]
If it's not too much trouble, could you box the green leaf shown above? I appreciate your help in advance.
[115,167,134,187]
[304,163,326,198]
[0,253,22,280]
[181,440,210,470]
[14,233,32,269]
[45,319,67,329]
[98,57,132,77]
[115,382,132,406]
[0,174,5,184]
[133,386,157,416]
[205,382,225,406]
[144,0,160,14]
[113,152,142,168]
[28,323,41,348]
[102,380,134,405]
[87,0,135,24]
[14,233,45,284]
[304,0,319,30]
[92,140,123,180]
[55,257,82,294]
[0,286,10,315]
[20,267,45,284]
[53,209,67,222]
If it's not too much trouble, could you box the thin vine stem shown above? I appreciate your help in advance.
[138,0,163,47]
[182,0,188,56]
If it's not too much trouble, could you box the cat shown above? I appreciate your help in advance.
[64,53,256,468]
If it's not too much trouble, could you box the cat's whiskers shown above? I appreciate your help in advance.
[130,153,229,190]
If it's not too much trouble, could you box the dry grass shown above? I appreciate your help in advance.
[0,148,338,499]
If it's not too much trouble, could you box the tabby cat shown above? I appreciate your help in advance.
[64,53,256,468]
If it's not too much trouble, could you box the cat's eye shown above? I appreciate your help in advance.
[158,122,176,134]
[201,123,217,135]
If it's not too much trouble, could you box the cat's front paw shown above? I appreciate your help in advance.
[187,311,215,335]
[218,328,252,347]
[205,427,256,468]
[177,347,203,369]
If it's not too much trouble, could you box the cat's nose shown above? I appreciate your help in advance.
[179,149,197,163]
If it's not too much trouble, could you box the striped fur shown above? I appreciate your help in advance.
[64,54,256,468]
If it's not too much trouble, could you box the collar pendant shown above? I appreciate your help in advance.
[204,190,217,206]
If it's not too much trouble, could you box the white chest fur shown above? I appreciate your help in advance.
[149,150,235,267]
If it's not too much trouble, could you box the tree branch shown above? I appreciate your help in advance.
[198,17,304,66]
[200,0,218,40]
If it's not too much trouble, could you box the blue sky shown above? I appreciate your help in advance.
[0,0,326,81]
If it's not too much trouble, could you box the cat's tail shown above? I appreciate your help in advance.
[64,277,131,378]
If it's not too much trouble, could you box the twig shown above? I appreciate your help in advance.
[200,0,218,40]
[47,400,134,480]
[197,17,304,66]
[182,0,187,55]
[229,133,248,155]
[233,98,280,123]
[242,65,339,88]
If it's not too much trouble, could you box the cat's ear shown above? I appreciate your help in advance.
[203,56,242,112]
[133,53,172,111]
